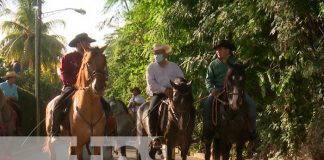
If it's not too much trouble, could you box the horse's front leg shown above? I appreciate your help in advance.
[180,143,190,160]
[75,145,83,160]
[213,138,221,160]
[204,140,212,160]
[166,144,174,160]
[220,142,231,160]
[236,142,244,160]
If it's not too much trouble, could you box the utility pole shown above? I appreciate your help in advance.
[35,0,41,136]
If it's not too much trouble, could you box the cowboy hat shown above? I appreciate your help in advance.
[152,43,172,54]
[68,33,96,47]
[213,39,236,51]
[5,71,19,78]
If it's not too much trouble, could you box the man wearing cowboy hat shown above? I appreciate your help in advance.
[203,39,257,142]
[0,71,23,134]
[51,33,110,140]
[146,43,184,147]
[127,87,145,113]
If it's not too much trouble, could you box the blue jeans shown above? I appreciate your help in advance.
[202,93,256,132]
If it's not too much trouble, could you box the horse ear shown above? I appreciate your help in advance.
[187,80,192,86]
[100,45,107,53]
[170,80,176,88]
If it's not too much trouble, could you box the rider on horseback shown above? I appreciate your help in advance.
[51,33,110,140]
[146,43,184,148]
[0,71,22,135]
[203,39,257,141]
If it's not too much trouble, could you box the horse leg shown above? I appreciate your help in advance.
[213,138,221,160]
[181,143,190,160]
[204,140,212,160]
[120,146,126,157]
[220,142,231,160]
[236,142,244,160]
[166,144,174,160]
[75,145,83,160]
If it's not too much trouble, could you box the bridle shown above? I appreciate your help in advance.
[84,62,107,83]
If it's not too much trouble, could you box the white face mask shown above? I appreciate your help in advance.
[154,54,164,63]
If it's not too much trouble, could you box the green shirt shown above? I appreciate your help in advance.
[205,55,236,93]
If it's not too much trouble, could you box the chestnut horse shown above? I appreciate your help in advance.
[44,47,107,160]
[137,77,195,160]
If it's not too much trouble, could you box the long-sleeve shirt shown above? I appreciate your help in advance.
[0,81,18,100]
[60,51,83,87]
[146,61,184,96]
[205,55,236,93]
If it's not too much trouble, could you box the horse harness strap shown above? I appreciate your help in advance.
[211,90,227,127]
[166,100,191,131]
[75,106,105,136]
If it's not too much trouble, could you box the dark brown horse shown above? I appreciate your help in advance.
[204,63,250,160]
[137,77,195,160]
[0,90,17,136]
[44,47,107,160]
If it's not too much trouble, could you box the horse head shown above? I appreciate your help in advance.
[76,46,107,95]
[224,63,246,111]
[170,77,193,112]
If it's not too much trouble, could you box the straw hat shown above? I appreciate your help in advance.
[5,71,19,78]
[68,33,96,47]
[152,43,172,54]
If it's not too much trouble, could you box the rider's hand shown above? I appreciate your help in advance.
[164,88,173,98]
[210,88,219,97]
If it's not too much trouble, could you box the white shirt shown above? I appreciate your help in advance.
[128,95,145,112]
[146,61,184,96]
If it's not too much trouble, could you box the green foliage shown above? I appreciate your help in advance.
[102,0,323,157]
[306,107,324,160]
[0,0,65,70]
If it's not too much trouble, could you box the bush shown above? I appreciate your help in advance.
[306,106,324,160]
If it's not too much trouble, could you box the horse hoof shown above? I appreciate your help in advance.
[118,156,127,160]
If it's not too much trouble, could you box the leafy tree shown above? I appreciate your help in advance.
[103,0,323,158]
[0,0,65,70]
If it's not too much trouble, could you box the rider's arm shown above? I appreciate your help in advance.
[146,64,167,94]
[60,55,72,86]
[205,61,216,93]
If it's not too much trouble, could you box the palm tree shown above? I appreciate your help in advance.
[0,0,65,70]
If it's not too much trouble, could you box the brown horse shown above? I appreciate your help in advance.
[44,47,107,160]
[0,90,17,136]
[137,77,195,160]
[204,63,250,160]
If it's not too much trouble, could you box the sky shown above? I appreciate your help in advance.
[43,0,114,52]
[1,0,117,52]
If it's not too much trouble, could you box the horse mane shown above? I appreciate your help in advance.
[114,99,128,113]
[75,47,102,89]
[75,58,88,89]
